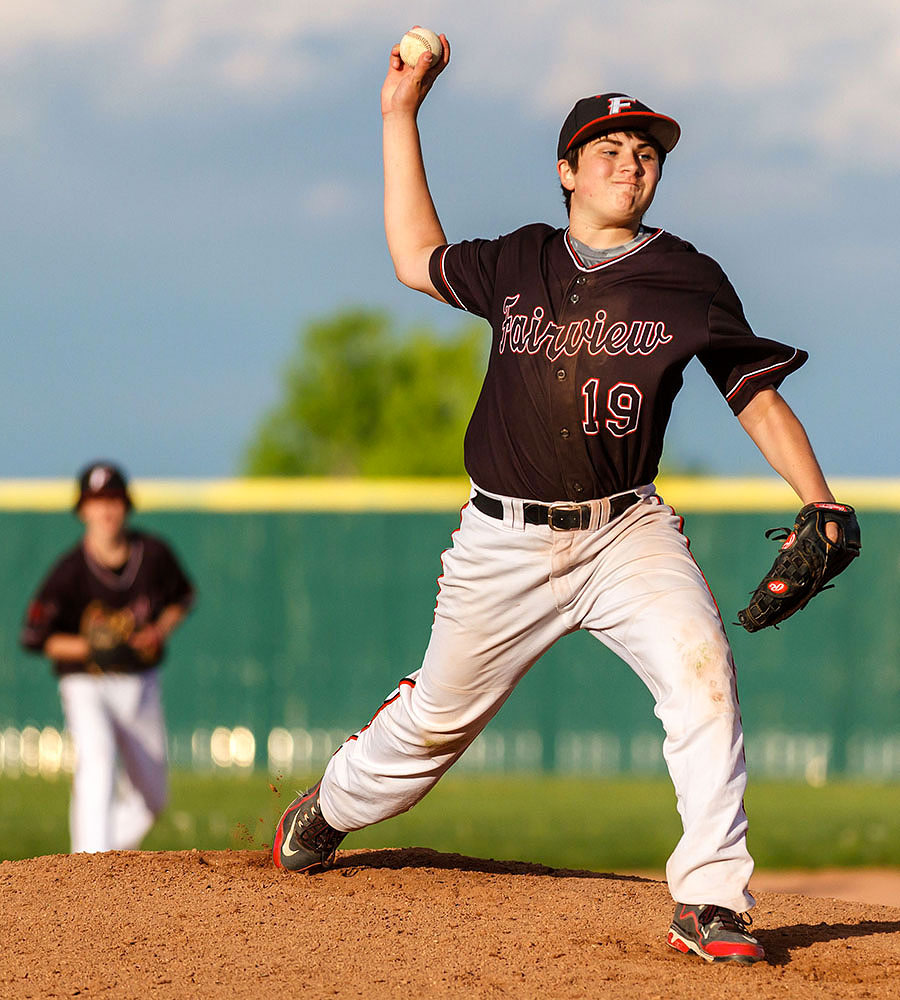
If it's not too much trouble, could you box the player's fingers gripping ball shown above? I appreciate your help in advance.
[737,502,861,632]
[399,26,442,67]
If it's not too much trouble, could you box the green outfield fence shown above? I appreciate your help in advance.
[1,477,897,783]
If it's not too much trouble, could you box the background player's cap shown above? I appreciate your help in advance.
[75,461,133,511]
[557,93,681,160]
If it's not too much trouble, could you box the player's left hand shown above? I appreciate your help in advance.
[129,623,165,662]
[736,502,861,632]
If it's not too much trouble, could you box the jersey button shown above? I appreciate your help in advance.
[570,293,580,303]
[559,427,570,439]
[576,276,587,285]
[556,369,566,381]
[573,482,584,494]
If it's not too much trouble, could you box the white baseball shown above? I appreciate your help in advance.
[399,26,442,68]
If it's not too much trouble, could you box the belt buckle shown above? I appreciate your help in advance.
[547,501,584,531]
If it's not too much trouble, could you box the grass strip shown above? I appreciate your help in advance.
[2,773,898,870]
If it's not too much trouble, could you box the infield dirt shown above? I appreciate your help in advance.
[2,847,898,999]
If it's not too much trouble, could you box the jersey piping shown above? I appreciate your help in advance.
[564,227,664,271]
[435,246,468,309]
[83,539,144,590]
[725,350,800,401]
[438,227,665,307]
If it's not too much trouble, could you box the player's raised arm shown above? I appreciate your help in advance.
[382,29,450,300]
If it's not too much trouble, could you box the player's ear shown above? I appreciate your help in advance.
[557,158,576,192]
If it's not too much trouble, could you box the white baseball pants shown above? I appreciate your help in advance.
[59,669,168,853]
[320,486,755,913]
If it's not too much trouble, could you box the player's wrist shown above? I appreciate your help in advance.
[797,489,836,506]
[382,105,421,127]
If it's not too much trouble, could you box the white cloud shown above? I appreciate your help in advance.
[300,179,360,221]
[0,0,389,118]
[1,0,898,168]
[135,0,355,90]
[447,1,900,171]
[0,0,129,56]
[806,29,900,151]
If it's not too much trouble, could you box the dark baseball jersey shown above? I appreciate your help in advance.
[429,224,807,501]
[21,531,194,676]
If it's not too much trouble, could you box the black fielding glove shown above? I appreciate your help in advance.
[737,502,861,632]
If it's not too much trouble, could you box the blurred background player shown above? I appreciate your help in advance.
[20,461,195,853]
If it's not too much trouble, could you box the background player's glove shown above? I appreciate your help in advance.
[737,502,860,632]
[83,603,148,672]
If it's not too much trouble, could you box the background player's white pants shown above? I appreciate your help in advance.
[320,490,755,914]
[59,669,168,853]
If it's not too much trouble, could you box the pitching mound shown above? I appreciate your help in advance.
[2,848,898,999]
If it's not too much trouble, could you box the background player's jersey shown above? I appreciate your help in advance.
[21,531,194,675]
[430,224,806,501]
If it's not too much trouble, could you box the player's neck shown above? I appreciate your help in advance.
[84,531,130,568]
[567,218,642,250]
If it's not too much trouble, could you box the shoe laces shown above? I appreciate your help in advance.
[702,906,752,933]
[294,793,344,862]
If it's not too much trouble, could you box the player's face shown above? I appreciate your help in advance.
[79,496,129,540]
[560,132,661,229]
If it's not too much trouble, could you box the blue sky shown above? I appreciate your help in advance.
[2,1,898,478]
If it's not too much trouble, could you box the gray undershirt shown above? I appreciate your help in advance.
[569,225,655,266]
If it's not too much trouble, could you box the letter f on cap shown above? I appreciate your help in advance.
[608,96,634,114]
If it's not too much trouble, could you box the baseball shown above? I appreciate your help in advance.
[399,26,442,67]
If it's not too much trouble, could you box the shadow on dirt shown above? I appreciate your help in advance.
[758,919,900,966]
[330,845,659,883]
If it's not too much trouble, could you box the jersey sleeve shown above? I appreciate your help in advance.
[698,274,808,415]
[153,539,195,612]
[429,237,505,318]
[19,560,74,652]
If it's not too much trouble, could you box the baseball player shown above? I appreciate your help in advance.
[21,461,194,854]
[274,36,856,964]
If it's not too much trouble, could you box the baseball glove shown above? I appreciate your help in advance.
[737,502,861,632]
[82,602,147,672]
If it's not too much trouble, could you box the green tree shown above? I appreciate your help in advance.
[243,308,488,476]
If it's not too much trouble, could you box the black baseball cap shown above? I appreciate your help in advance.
[74,461,133,511]
[557,93,681,160]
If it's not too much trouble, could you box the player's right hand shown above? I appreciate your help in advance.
[381,33,450,119]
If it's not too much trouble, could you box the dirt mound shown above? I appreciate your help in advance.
[2,847,898,999]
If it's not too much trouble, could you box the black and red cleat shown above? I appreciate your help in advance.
[272,781,346,872]
[666,903,765,964]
